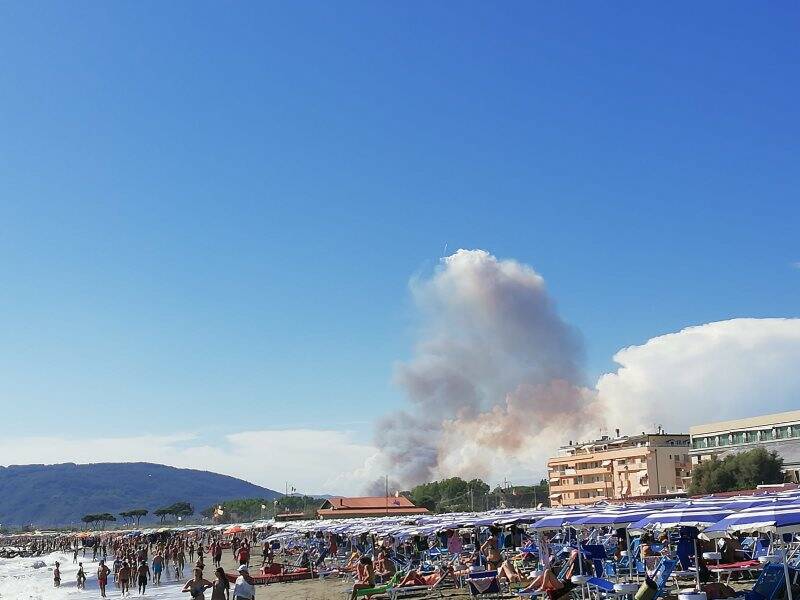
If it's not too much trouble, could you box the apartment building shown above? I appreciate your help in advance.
[547,430,691,507]
[689,410,800,483]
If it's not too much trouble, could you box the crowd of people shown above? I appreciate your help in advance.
[45,530,265,599]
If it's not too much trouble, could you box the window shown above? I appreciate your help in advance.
[718,435,729,447]
[761,429,774,441]
[732,432,745,445]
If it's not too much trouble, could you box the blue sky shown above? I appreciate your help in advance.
[0,3,798,491]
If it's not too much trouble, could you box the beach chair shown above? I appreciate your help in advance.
[352,571,404,599]
[581,544,609,578]
[388,569,453,600]
[738,563,798,600]
[467,570,502,599]
[649,558,677,598]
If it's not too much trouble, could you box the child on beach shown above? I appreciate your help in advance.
[76,562,86,588]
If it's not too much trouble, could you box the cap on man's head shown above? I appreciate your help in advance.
[237,565,249,572]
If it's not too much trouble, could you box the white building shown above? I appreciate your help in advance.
[689,409,800,483]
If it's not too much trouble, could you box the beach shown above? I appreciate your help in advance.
[0,550,364,600]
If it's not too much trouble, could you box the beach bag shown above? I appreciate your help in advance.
[634,576,657,600]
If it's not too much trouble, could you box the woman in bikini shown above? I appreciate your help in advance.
[182,567,213,600]
[481,528,502,570]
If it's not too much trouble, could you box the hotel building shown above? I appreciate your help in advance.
[547,430,691,507]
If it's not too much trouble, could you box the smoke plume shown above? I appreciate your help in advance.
[375,249,599,489]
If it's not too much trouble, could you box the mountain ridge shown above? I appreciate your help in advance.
[0,462,281,526]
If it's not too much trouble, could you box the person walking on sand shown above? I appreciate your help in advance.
[53,561,61,587]
[98,559,111,598]
[136,560,151,595]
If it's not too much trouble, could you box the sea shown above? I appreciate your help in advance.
[0,552,188,599]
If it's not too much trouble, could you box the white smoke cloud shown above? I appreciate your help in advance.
[376,249,598,488]
[374,250,800,492]
[597,318,800,434]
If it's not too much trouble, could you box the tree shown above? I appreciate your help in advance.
[154,508,171,523]
[202,497,315,523]
[409,477,491,513]
[154,501,194,522]
[81,514,99,529]
[689,448,785,495]
[120,509,148,527]
[97,513,117,529]
[129,509,148,527]
[494,479,551,509]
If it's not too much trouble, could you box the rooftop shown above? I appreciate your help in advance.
[690,410,800,436]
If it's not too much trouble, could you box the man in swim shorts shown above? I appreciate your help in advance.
[137,560,151,595]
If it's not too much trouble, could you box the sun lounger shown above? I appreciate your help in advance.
[467,570,502,598]
[707,560,761,583]
[353,571,404,599]
[388,570,452,600]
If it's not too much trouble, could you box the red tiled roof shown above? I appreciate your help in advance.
[317,507,429,518]
[321,496,418,510]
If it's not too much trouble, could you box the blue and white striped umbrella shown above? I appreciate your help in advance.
[571,507,670,528]
[531,510,595,531]
[629,503,734,532]
[703,500,800,538]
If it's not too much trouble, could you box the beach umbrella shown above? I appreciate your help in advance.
[531,510,594,531]
[628,504,734,532]
[702,499,800,537]
[224,525,244,534]
[629,503,734,591]
[702,500,800,600]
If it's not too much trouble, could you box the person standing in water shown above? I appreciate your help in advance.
[182,568,212,600]
[98,559,111,598]
[53,561,61,587]
[152,551,164,585]
[136,560,151,595]
[76,562,87,589]
[119,560,131,596]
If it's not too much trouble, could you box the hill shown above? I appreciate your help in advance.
[0,462,281,527]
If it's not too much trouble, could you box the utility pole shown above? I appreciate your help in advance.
[470,488,474,512]
[385,475,389,516]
